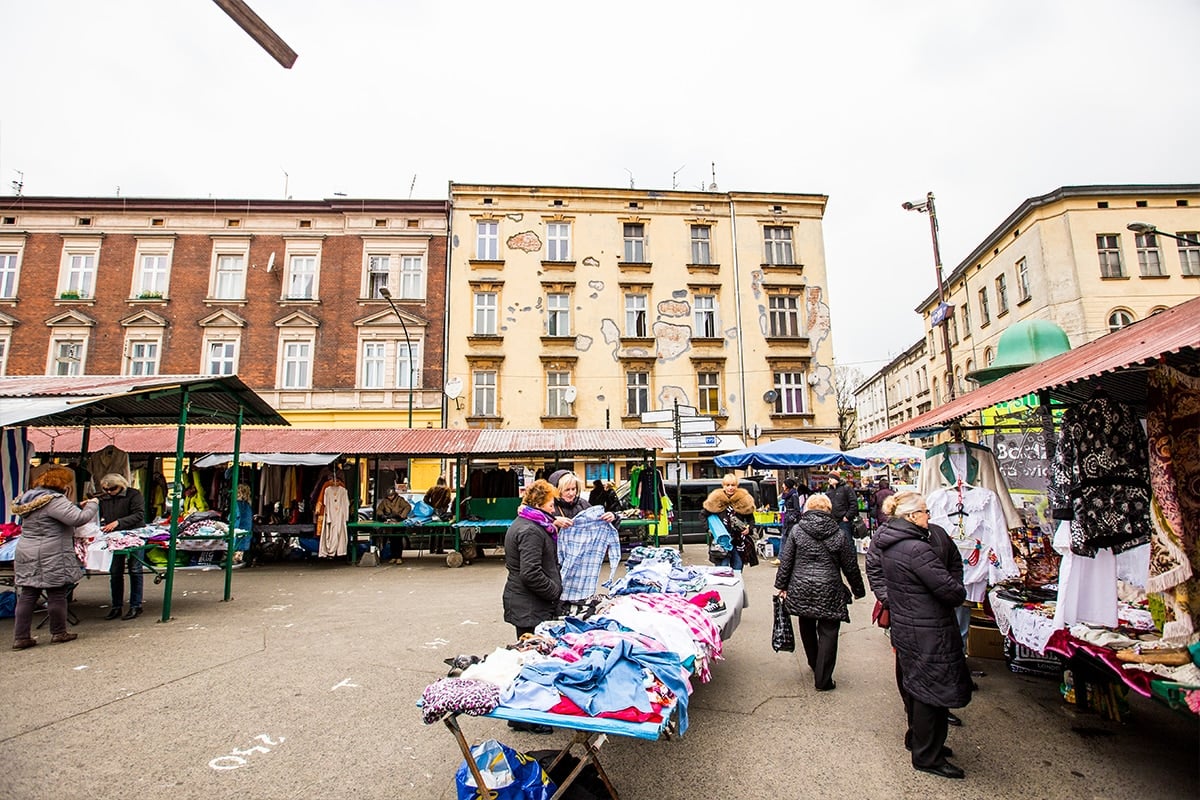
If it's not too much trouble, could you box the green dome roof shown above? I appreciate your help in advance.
[967,318,1071,385]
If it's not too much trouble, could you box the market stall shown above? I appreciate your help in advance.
[868,296,1200,718]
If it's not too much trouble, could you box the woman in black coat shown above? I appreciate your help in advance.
[773,493,865,691]
[98,473,146,620]
[502,479,563,637]
[873,491,971,779]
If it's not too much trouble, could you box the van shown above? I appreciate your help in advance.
[663,478,764,544]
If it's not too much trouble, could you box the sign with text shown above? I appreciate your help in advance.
[679,416,717,434]
[931,301,955,327]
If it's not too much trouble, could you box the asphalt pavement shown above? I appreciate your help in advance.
[1,547,1196,800]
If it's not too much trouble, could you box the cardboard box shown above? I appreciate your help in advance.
[967,622,1006,660]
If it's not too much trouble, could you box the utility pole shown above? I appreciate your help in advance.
[904,192,956,401]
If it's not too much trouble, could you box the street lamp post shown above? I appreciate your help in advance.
[1127,221,1200,246]
[903,191,957,401]
[378,287,414,428]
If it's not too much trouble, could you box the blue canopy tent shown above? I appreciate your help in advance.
[713,437,868,470]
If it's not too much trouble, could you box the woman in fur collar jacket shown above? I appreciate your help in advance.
[703,474,758,569]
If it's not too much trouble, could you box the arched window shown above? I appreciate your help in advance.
[984,346,995,366]
[1149,306,1169,316]
[1108,309,1135,333]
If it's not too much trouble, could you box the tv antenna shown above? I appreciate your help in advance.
[624,168,635,189]
[708,162,719,192]
[409,174,417,199]
[11,170,24,196]
[672,164,686,190]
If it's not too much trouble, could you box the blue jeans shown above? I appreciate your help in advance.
[716,549,744,572]
[110,553,144,609]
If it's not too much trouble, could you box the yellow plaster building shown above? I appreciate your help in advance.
[446,183,842,475]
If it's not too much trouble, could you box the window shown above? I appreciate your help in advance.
[626,370,649,415]
[623,224,646,262]
[995,274,1009,314]
[694,294,717,337]
[136,253,170,296]
[1177,232,1200,276]
[399,255,424,298]
[473,291,498,335]
[697,372,720,415]
[0,336,7,374]
[64,253,96,297]
[206,340,237,375]
[984,346,995,367]
[625,293,648,337]
[1016,258,1031,301]
[547,371,572,416]
[1097,234,1124,278]
[690,225,712,264]
[1107,309,1135,333]
[214,254,245,299]
[287,255,316,299]
[125,339,159,376]
[546,292,570,336]
[362,341,387,388]
[473,370,496,416]
[476,220,499,260]
[978,287,990,325]
[52,339,84,376]
[396,339,421,389]
[1134,232,1164,276]
[546,222,571,262]
[367,255,390,298]
[960,293,971,334]
[763,226,794,266]
[768,294,802,337]
[281,340,312,389]
[0,252,18,298]
[773,371,807,415]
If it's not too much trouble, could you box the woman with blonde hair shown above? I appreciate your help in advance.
[11,465,99,649]
[870,490,970,779]
[703,473,758,570]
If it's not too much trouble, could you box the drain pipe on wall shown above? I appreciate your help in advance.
[728,195,749,442]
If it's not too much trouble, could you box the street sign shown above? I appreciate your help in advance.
[931,301,955,327]
[639,409,674,424]
[674,405,699,417]
[679,416,717,434]
[680,434,719,449]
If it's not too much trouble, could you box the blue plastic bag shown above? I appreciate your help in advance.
[0,590,15,619]
[455,738,557,800]
[409,500,436,523]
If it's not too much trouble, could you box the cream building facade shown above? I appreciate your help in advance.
[446,184,842,474]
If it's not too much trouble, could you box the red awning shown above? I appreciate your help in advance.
[868,295,1200,441]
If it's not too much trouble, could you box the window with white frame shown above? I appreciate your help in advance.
[125,337,160,376]
[1016,258,1031,301]
[626,370,649,415]
[763,226,794,266]
[64,253,96,298]
[995,274,1009,314]
[960,294,971,334]
[473,290,498,335]
[690,225,712,264]
[546,292,571,336]
[362,341,387,388]
[768,294,802,337]
[624,292,648,337]
[1134,232,1164,276]
[1177,232,1200,276]
[0,252,18,298]
[773,371,807,415]
[0,336,7,375]
[280,339,312,389]
[623,224,646,262]
[205,339,238,375]
[51,338,85,376]
[473,370,497,416]
[694,294,717,337]
[547,371,572,416]
[1097,234,1124,278]
[396,339,422,389]
[978,286,990,325]
[697,371,720,415]
[476,220,499,260]
[136,253,170,297]
[546,222,571,262]
[214,254,246,299]
[287,255,317,299]
[1107,309,1134,332]
[399,255,424,298]
[367,255,390,298]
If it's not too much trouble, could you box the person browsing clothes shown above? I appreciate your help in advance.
[99,473,147,621]
[703,473,758,571]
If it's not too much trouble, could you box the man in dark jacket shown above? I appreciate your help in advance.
[872,478,896,528]
[827,473,860,541]
[98,474,146,621]
[873,490,971,780]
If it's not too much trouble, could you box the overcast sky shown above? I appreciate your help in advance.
[3,1,1198,376]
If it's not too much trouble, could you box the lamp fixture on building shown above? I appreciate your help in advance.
[378,287,415,428]
[903,192,957,402]
[1127,221,1200,246]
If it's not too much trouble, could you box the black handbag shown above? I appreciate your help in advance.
[772,595,795,652]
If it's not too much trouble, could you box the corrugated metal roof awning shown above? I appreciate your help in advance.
[869,295,1200,441]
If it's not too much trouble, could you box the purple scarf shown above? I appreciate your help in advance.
[518,504,558,541]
